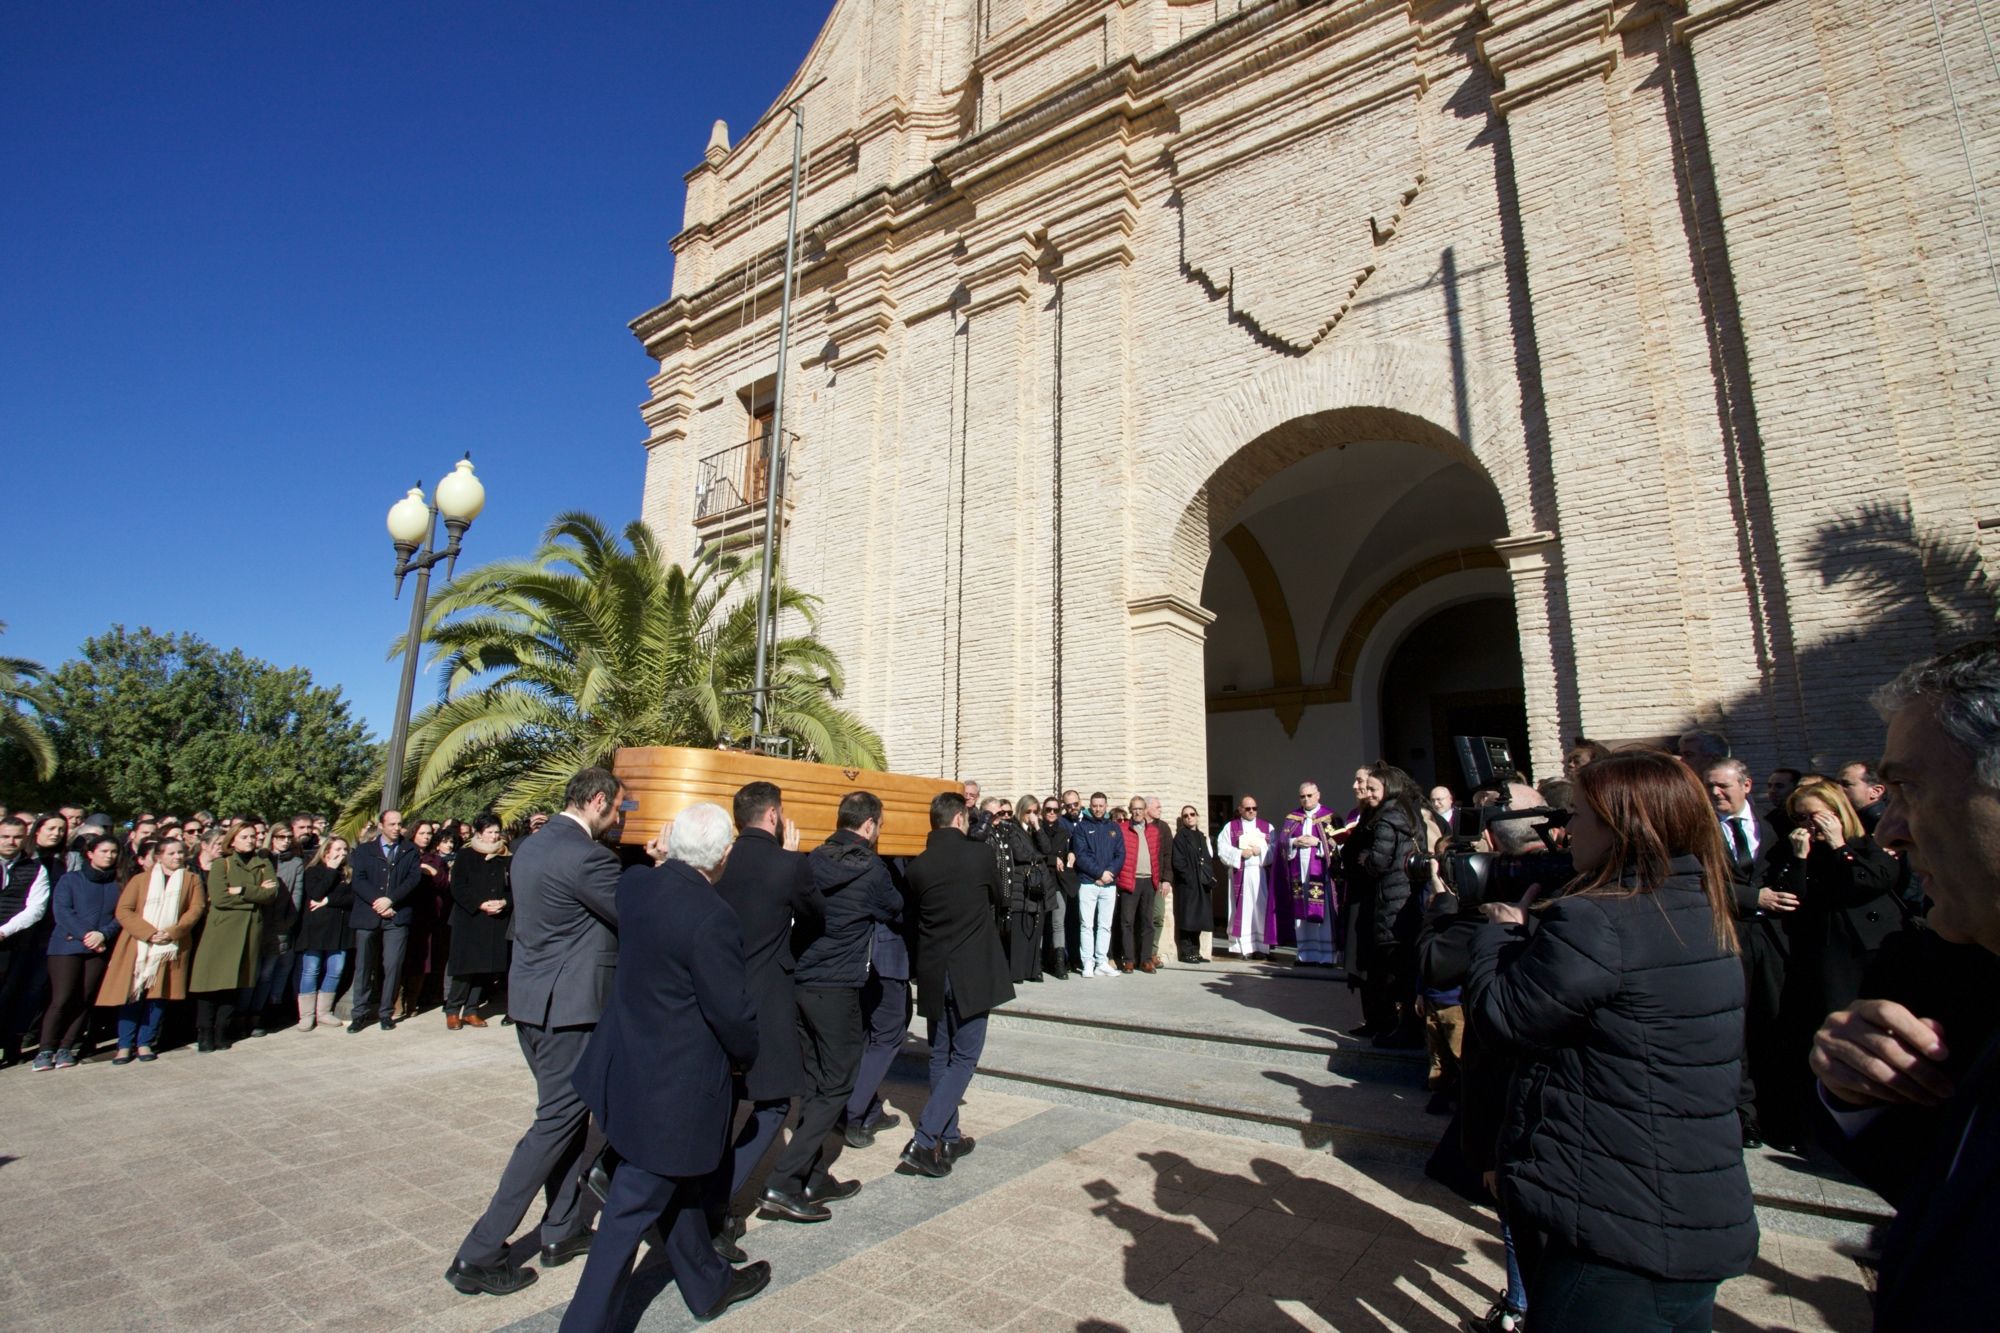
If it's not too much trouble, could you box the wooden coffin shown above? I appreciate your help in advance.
[611,746,954,857]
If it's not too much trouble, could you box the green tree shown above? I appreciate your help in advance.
[352,511,884,824]
[0,623,57,786]
[17,626,378,817]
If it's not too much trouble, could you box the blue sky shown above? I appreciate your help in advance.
[2,1,829,738]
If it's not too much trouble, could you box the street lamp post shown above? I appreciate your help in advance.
[382,454,487,812]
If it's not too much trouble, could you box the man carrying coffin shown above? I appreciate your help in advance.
[1217,797,1277,960]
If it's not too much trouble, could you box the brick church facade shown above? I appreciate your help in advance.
[631,0,2000,810]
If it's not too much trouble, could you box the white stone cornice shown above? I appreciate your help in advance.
[1477,0,1620,115]
[1127,594,1217,644]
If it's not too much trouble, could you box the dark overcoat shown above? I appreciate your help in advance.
[347,836,424,930]
[572,859,758,1178]
[448,848,513,976]
[714,826,820,1101]
[906,826,1014,1022]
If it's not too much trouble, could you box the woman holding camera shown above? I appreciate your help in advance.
[1466,750,1754,1330]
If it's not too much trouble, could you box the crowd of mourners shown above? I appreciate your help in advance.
[4,635,1998,1333]
[0,806,550,1068]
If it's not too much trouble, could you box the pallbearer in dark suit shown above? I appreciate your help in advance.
[559,802,768,1331]
[448,770,626,1298]
[345,809,424,1031]
[713,781,821,1224]
[899,791,1014,1178]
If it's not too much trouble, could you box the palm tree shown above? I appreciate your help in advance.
[0,623,57,783]
[346,512,885,825]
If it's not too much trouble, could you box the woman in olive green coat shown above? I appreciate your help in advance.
[188,820,277,1051]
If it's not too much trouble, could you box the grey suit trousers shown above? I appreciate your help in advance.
[349,924,408,1023]
[457,1022,597,1267]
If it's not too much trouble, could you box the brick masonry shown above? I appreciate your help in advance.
[631,0,2000,800]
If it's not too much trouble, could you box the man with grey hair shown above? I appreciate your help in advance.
[563,801,766,1327]
[1707,754,1787,1149]
[1809,638,2000,1328]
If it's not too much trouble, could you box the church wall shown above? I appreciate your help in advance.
[634,0,2000,807]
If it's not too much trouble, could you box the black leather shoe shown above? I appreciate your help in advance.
[697,1259,770,1322]
[445,1258,538,1296]
[346,1019,368,1034]
[539,1231,592,1268]
[379,1017,396,1031]
[756,1187,831,1222]
[944,1136,976,1162]
[843,1122,876,1150]
[803,1176,862,1204]
[897,1138,952,1178]
[713,1232,748,1264]
[861,1111,901,1133]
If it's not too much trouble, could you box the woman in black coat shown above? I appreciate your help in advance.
[293,837,355,1033]
[1759,776,1904,1146]
[1169,806,1215,964]
[998,800,1045,985]
[1466,750,1756,1331]
[1341,762,1426,1047]
[445,814,512,1029]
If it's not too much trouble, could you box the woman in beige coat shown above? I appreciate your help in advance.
[187,821,276,1052]
[96,836,206,1062]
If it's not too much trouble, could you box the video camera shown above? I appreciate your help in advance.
[1439,734,1573,907]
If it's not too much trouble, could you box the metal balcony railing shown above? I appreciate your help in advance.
[693,440,767,525]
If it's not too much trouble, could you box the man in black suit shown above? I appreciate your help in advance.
[448,769,625,1298]
[843,849,914,1147]
[714,782,821,1224]
[346,808,425,1032]
[899,791,1015,1178]
[559,800,767,1330]
[1838,761,1890,834]
[758,791,902,1221]
[1708,758,1788,1149]
[1809,638,2000,1329]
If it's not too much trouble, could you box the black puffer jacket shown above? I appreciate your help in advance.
[1342,804,1421,972]
[795,830,903,989]
[1465,858,1756,1282]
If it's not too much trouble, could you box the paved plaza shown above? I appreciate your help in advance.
[2,968,1876,1332]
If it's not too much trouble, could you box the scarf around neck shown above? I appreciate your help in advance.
[132,866,190,995]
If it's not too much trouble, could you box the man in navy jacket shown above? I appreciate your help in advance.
[346,809,424,1031]
[560,802,767,1330]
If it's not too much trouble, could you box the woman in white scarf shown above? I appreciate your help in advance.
[95,837,206,1062]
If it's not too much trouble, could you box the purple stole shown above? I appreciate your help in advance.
[1282,806,1335,922]
[1224,818,1279,941]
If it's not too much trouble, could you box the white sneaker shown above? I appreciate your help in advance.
[1102,966,1120,979]
[1080,964,1096,978]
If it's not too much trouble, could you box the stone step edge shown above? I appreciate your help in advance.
[911,1050,1892,1228]
[992,1004,1428,1069]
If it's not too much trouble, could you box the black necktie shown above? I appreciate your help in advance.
[1727,817,1752,868]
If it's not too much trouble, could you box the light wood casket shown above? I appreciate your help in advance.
[611,746,953,857]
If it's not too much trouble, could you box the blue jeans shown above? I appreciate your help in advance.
[1502,1218,1529,1311]
[917,980,988,1148]
[1078,882,1115,973]
[249,950,292,1013]
[1529,1242,1714,1332]
[118,999,167,1049]
[298,949,346,994]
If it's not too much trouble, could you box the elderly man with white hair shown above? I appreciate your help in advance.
[561,802,768,1329]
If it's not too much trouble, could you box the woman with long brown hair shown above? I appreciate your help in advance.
[1465,750,1755,1330]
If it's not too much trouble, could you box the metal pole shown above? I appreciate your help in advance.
[383,510,437,813]
[751,101,805,738]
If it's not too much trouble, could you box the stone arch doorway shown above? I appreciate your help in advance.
[1196,424,1525,817]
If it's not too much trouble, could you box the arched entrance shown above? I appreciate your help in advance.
[1193,428,1526,817]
